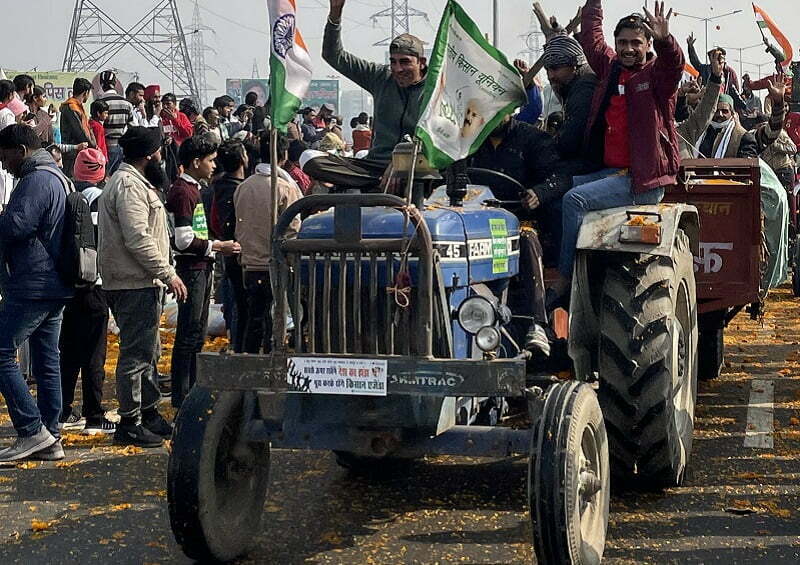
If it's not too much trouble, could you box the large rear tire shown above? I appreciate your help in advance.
[530,381,610,565]
[597,230,698,489]
[168,389,270,562]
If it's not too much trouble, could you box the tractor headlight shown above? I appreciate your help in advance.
[476,326,502,352]
[457,296,496,334]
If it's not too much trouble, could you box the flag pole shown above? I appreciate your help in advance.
[269,125,286,352]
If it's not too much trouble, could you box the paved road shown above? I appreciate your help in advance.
[1,288,799,564]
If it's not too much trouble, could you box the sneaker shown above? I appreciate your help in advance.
[82,418,117,435]
[58,408,85,431]
[0,427,57,462]
[525,323,552,357]
[31,439,65,461]
[142,411,173,438]
[113,423,163,448]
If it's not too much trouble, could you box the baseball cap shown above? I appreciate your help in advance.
[389,34,425,59]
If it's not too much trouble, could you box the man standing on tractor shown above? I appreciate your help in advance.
[551,0,684,301]
[301,0,427,189]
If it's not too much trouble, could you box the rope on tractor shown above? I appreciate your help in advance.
[388,205,420,310]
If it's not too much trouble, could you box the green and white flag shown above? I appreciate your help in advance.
[415,0,526,169]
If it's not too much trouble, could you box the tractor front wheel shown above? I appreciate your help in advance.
[530,381,610,565]
[168,389,270,562]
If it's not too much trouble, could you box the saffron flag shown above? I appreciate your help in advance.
[415,0,526,168]
[753,3,793,69]
[268,0,313,132]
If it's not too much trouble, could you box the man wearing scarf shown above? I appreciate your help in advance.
[696,93,758,159]
[59,78,96,177]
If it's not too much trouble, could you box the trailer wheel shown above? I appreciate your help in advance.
[698,328,724,381]
[597,230,698,489]
[168,389,270,562]
[530,381,609,565]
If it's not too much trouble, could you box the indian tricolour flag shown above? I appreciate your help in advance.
[753,3,793,69]
[268,0,313,131]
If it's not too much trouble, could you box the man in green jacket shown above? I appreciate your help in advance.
[301,0,428,189]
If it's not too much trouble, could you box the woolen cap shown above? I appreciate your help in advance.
[390,34,425,59]
[119,126,162,159]
[73,147,106,183]
[542,34,586,69]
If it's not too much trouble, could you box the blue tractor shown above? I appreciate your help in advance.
[167,149,700,564]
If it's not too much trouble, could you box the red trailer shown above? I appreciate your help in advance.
[665,158,762,380]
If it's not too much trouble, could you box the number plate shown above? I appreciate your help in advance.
[287,357,388,396]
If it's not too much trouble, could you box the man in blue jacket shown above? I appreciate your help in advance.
[0,124,73,461]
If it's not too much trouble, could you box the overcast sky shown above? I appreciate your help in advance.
[2,0,796,108]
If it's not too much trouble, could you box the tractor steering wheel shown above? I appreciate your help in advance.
[466,168,525,203]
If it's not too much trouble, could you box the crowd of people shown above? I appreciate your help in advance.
[0,0,798,463]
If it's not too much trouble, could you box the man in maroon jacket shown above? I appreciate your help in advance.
[166,136,240,408]
[553,0,683,296]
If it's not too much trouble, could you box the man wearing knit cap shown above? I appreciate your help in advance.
[301,0,429,188]
[541,33,598,167]
[59,148,117,435]
[98,126,187,448]
[693,93,760,159]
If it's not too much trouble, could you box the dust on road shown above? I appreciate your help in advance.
[0,289,799,564]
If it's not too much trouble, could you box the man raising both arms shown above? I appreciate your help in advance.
[301,0,428,189]
[552,0,684,300]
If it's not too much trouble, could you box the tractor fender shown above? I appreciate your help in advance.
[568,203,699,382]
[576,203,699,258]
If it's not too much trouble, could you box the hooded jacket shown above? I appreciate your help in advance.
[578,0,684,194]
[0,149,73,300]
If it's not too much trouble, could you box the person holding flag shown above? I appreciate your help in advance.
[744,4,795,116]
[300,0,429,189]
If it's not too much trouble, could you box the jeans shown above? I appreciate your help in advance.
[508,230,548,326]
[559,168,665,277]
[106,288,162,421]
[0,298,65,438]
[171,266,213,408]
[107,144,124,176]
[244,270,273,354]
[59,286,108,422]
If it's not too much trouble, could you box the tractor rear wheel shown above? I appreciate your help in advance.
[168,389,270,562]
[597,230,698,490]
[530,381,609,565]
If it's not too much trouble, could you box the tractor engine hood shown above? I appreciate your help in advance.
[297,187,520,287]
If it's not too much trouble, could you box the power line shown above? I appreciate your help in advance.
[370,0,429,47]
[197,3,269,36]
[63,0,199,101]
